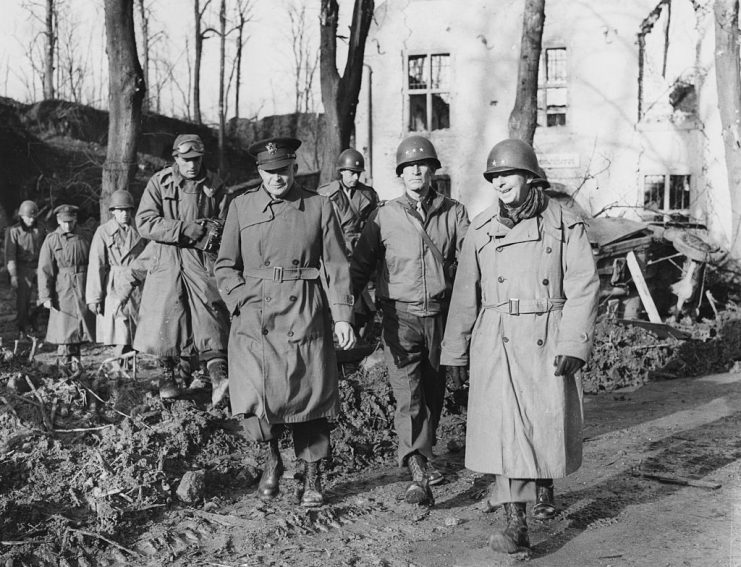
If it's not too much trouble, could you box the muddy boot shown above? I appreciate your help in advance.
[532,479,556,520]
[158,359,181,399]
[426,463,444,486]
[405,454,433,505]
[300,460,325,508]
[488,502,530,554]
[207,358,229,407]
[257,439,283,500]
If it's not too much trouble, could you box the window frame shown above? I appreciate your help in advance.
[538,46,569,128]
[404,51,452,133]
[642,173,692,221]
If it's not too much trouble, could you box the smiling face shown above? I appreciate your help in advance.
[259,163,296,198]
[488,169,532,207]
[400,159,435,200]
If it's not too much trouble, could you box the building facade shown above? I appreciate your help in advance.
[354,0,733,250]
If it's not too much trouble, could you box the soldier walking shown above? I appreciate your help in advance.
[5,200,46,338]
[441,139,599,554]
[351,135,469,505]
[215,136,355,508]
[37,204,95,368]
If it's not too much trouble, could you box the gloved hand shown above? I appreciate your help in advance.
[88,303,102,315]
[444,365,469,390]
[9,276,18,289]
[182,220,206,243]
[334,321,356,350]
[42,300,53,310]
[553,355,585,376]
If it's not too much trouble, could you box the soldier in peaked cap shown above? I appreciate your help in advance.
[86,191,146,369]
[215,136,355,508]
[5,200,46,338]
[130,133,230,403]
[38,204,95,368]
[351,135,470,505]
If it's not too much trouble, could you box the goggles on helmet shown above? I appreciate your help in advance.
[176,140,205,155]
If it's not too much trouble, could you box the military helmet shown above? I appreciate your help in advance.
[109,190,135,210]
[483,139,545,182]
[18,200,39,217]
[336,148,365,172]
[395,135,441,175]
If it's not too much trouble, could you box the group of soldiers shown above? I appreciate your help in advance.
[3,131,599,554]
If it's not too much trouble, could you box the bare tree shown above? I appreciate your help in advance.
[101,0,145,219]
[713,0,741,258]
[193,0,214,124]
[508,0,545,144]
[218,0,227,173]
[136,0,150,112]
[319,0,374,184]
[231,0,253,120]
[287,2,320,113]
[20,0,59,99]
[44,0,57,99]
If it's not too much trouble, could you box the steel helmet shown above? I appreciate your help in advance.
[483,139,545,182]
[18,200,39,217]
[395,135,441,175]
[336,148,365,172]
[109,190,136,210]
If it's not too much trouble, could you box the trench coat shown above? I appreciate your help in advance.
[134,166,230,358]
[85,219,145,346]
[214,184,354,423]
[5,222,46,328]
[440,197,599,478]
[37,227,95,344]
[317,180,380,251]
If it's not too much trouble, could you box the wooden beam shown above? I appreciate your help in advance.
[626,250,662,323]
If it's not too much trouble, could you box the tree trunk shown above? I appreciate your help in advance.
[194,0,203,124]
[102,0,145,221]
[218,0,226,174]
[714,0,741,258]
[319,0,374,184]
[508,0,545,144]
[137,0,150,113]
[44,0,56,99]
[234,15,244,120]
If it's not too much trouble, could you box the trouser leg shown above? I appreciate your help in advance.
[488,475,537,507]
[15,277,32,333]
[291,418,331,462]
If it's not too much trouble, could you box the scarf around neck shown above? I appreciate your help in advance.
[498,186,547,228]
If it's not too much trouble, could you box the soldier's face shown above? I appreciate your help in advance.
[58,219,76,233]
[259,163,296,198]
[112,208,131,226]
[489,169,532,207]
[20,215,35,228]
[340,170,360,189]
[174,155,203,179]
[400,160,435,198]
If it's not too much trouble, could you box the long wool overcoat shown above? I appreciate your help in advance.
[214,185,354,423]
[441,198,599,478]
[317,180,379,251]
[85,219,145,346]
[134,166,230,358]
[37,227,95,344]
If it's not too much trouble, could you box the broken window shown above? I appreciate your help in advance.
[433,174,451,197]
[642,174,691,221]
[538,47,568,127]
[407,53,451,132]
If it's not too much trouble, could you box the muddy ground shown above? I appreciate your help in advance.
[1,273,741,567]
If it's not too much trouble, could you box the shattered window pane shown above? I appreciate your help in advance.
[643,175,665,209]
[430,54,450,90]
[669,175,690,210]
[431,93,450,130]
[408,55,427,90]
[434,175,451,197]
[546,48,567,83]
[409,94,427,131]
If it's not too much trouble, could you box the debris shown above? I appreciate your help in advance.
[176,470,205,503]
[626,251,661,323]
[630,468,721,489]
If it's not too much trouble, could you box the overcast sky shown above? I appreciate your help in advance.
[0,0,355,124]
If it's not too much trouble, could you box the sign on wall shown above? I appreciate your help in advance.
[540,153,580,168]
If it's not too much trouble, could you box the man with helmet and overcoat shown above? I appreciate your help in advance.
[351,135,469,505]
[5,200,46,338]
[441,139,599,554]
[86,190,145,366]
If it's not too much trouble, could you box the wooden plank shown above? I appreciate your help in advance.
[626,250,662,323]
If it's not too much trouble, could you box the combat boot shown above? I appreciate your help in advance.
[257,439,283,500]
[405,454,433,505]
[207,358,229,407]
[532,479,556,520]
[300,459,324,508]
[158,359,181,399]
[488,502,530,553]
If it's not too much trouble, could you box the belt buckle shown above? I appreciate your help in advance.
[509,298,520,316]
[273,266,284,282]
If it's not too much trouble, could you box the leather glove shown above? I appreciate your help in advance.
[182,220,206,243]
[554,355,585,376]
[88,303,102,315]
[444,365,469,391]
[10,276,18,289]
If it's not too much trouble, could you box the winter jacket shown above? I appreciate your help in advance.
[317,180,380,251]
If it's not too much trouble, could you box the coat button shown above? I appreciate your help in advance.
[542,278,549,285]
[545,247,552,254]
[496,246,503,253]
[262,328,268,335]
[265,297,271,302]
[497,276,504,283]
[292,259,299,266]
[287,331,294,337]
[537,339,544,346]
[289,295,297,301]
[503,337,509,343]
[264,260,270,266]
